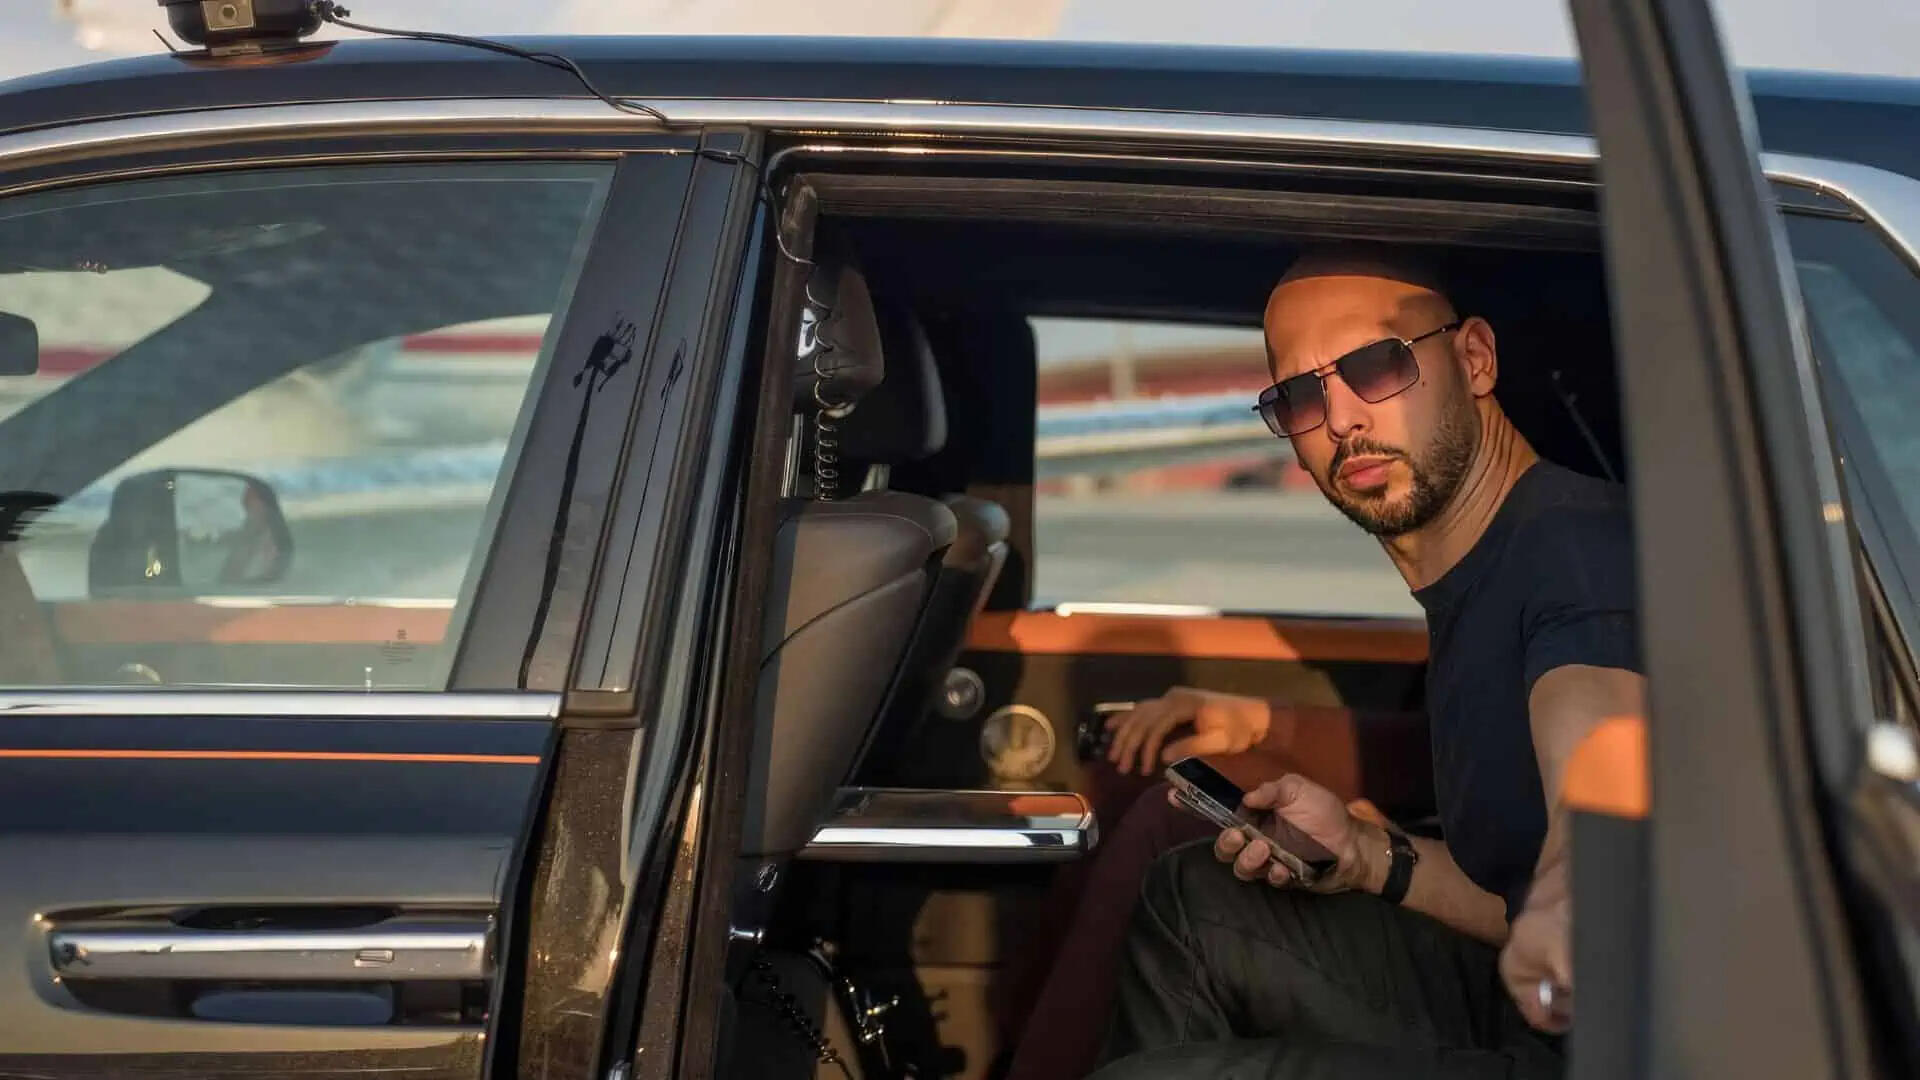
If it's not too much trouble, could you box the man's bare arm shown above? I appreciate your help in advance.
[1220,774,1511,946]
[1525,664,1647,879]
[1499,663,1647,1030]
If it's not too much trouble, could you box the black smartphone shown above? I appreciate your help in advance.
[1165,756,1340,886]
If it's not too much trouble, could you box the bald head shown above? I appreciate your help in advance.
[1266,247,1458,380]
[1276,245,1450,296]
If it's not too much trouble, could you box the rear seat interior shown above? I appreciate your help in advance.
[724,245,1025,1079]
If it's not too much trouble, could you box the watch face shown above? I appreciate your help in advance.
[979,705,1056,781]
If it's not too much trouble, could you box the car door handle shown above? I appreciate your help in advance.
[47,917,490,982]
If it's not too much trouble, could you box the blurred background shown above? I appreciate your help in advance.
[13,0,1918,80]
[3,1,1914,624]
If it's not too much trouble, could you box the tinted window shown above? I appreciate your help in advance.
[1028,317,1418,618]
[1786,214,1920,594]
[0,163,610,689]
[1790,217,1920,513]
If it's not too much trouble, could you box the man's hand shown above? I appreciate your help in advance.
[1500,866,1572,1033]
[1108,687,1272,775]
[1189,773,1385,894]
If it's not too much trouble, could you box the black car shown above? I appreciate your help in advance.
[0,2,1915,1078]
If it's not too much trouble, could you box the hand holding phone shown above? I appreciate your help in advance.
[1165,757,1341,887]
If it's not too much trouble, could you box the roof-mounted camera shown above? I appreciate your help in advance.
[158,0,324,56]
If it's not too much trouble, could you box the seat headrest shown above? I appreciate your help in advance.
[794,257,886,413]
[837,305,948,464]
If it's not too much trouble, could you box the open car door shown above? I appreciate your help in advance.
[1568,0,1903,1075]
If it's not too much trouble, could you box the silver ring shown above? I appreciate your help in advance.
[1536,977,1557,1012]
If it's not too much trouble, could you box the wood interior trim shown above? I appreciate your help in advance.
[967,610,1428,664]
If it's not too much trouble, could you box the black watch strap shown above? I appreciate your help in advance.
[1379,826,1418,905]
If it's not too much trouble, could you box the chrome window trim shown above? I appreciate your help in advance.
[0,691,561,719]
[1764,153,1920,276]
[0,97,1600,174]
[2,98,1913,255]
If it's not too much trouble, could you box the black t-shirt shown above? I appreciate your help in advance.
[1412,460,1641,920]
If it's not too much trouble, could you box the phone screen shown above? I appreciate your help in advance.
[1168,757,1247,814]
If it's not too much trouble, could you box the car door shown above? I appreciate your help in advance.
[1568,0,1897,1074]
[0,112,714,1080]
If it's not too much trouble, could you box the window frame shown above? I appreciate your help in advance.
[0,116,712,699]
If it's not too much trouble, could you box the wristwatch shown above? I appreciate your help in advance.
[1379,825,1419,905]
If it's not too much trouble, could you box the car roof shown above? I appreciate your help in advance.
[3,36,1919,180]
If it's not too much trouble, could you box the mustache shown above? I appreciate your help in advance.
[1328,438,1409,475]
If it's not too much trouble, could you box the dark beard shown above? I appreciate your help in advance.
[1320,395,1479,538]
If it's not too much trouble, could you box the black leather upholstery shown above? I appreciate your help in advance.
[941,494,1011,620]
[744,493,957,856]
[837,305,947,464]
[845,307,1014,751]
[793,256,886,411]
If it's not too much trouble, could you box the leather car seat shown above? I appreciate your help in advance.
[839,305,1011,745]
[740,255,958,860]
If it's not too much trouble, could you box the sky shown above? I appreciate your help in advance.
[2,0,1916,84]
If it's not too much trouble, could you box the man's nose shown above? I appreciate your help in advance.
[1322,370,1371,439]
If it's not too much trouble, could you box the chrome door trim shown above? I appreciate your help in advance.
[800,786,1099,863]
[4,99,1915,253]
[0,97,1601,174]
[0,690,561,719]
[47,918,491,982]
[1764,152,1920,274]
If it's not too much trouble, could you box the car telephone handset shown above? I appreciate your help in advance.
[1165,757,1340,887]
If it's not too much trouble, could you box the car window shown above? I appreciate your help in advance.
[0,162,611,689]
[1028,317,1420,618]
[1784,212,1920,651]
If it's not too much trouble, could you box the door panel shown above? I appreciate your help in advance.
[1571,0,1877,1074]
[0,139,704,1078]
[0,707,550,1065]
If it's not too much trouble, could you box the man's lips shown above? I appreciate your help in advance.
[1336,456,1396,489]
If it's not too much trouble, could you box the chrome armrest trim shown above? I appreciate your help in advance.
[0,691,561,720]
[800,786,1099,863]
[47,918,491,982]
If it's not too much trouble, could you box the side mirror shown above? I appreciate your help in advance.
[0,312,38,376]
[88,469,293,596]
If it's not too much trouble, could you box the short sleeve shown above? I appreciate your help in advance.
[1519,506,1643,691]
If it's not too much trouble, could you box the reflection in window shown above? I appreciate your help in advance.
[0,162,611,688]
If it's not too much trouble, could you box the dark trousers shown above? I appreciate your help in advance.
[1004,783,1216,1080]
[1093,842,1564,1080]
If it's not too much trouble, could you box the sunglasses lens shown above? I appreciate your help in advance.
[1258,375,1325,437]
[1338,339,1420,402]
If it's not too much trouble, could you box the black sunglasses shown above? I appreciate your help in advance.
[1254,322,1462,437]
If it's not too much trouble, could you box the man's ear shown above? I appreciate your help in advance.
[1456,316,1498,397]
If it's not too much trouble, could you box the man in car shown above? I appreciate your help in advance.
[1089,248,1645,1079]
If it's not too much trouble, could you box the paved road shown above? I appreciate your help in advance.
[1034,490,1423,618]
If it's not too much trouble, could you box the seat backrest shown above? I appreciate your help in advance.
[740,257,959,858]
[742,493,956,857]
[838,305,1012,762]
